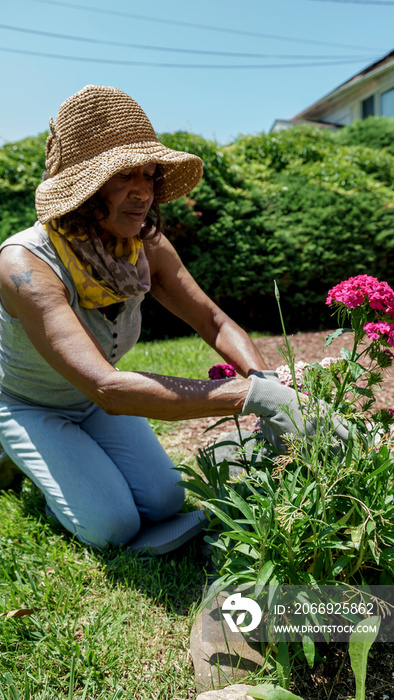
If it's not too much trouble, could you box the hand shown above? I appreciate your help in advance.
[242,375,348,454]
[249,370,282,383]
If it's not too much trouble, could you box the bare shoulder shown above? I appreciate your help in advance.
[143,232,180,277]
[0,244,68,317]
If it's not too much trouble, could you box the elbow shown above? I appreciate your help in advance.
[94,387,122,415]
[91,375,123,415]
[87,368,127,415]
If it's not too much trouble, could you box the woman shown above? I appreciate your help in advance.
[0,85,342,552]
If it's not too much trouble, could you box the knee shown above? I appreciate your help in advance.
[68,504,141,549]
[144,481,185,522]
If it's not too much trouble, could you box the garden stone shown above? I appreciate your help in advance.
[211,430,256,478]
[190,594,265,692]
[196,684,256,700]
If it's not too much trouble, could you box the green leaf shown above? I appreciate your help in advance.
[255,560,276,592]
[367,458,393,479]
[204,416,235,433]
[340,347,353,361]
[324,328,352,349]
[350,525,364,550]
[348,615,381,700]
[354,386,374,398]
[249,683,304,700]
[302,634,315,669]
[328,555,351,578]
[380,547,394,561]
[226,488,256,522]
[276,641,291,689]
[347,361,365,381]
[200,501,246,533]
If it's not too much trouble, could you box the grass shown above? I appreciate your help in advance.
[117,334,221,379]
[117,334,223,437]
[0,484,208,699]
[0,334,227,700]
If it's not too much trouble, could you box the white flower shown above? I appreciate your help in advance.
[276,361,308,389]
[320,356,341,369]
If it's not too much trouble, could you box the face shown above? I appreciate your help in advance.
[97,162,157,239]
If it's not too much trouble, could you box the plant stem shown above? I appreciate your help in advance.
[274,281,302,411]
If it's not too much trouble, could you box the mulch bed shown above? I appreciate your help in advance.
[293,641,394,700]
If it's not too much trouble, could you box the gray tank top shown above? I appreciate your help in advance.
[0,222,146,408]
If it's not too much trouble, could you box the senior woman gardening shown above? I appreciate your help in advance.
[0,85,346,553]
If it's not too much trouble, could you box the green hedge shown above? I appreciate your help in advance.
[0,133,46,244]
[1,120,393,336]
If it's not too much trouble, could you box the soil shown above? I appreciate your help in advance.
[172,330,394,700]
[292,641,394,700]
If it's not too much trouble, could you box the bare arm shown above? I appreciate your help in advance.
[145,233,268,376]
[0,245,251,419]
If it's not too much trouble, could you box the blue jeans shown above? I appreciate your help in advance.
[0,393,185,548]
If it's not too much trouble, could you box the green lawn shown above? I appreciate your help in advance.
[117,335,223,438]
[0,334,227,699]
[117,334,222,379]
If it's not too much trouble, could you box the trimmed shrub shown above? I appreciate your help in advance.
[0,124,393,337]
[336,115,394,155]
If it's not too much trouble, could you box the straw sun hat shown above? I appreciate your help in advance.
[35,84,204,224]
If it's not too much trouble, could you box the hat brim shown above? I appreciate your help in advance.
[35,141,203,223]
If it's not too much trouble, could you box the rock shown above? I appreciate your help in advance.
[196,684,256,700]
[210,430,257,478]
[190,594,265,692]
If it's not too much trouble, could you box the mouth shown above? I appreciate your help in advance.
[123,209,146,221]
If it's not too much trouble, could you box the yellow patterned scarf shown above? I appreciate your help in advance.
[44,223,150,308]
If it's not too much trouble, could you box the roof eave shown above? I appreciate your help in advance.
[293,52,394,121]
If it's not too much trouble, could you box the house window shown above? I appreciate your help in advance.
[381,87,394,117]
[362,95,375,119]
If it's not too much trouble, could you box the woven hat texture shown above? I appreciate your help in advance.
[35,84,203,223]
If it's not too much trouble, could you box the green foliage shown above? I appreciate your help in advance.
[159,124,394,333]
[116,333,220,378]
[0,193,38,245]
[249,683,304,700]
[180,288,394,691]
[1,124,394,335]
[0,133,47,192]
[349,616,381,700]
[337,116,394,156]
[0,133,47,245]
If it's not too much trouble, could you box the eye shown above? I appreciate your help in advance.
[143,163,157,179]
[117,170,132,180]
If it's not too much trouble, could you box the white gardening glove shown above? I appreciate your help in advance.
[249,370,283,383]
[242,373,348,454]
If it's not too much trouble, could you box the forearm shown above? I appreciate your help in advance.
[205,313,268,376]
[95,370,251,420]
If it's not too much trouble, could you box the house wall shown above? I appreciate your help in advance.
[294,60,394,126]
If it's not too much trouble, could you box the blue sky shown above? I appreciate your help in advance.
[0,0,393,146]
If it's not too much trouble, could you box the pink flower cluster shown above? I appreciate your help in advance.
[208,364,237,380]
[326,275,394,316]
[363,321,394,346]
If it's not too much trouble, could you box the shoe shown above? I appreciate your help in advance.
[128,509,208,555]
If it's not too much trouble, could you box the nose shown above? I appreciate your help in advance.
[127,168,152,202]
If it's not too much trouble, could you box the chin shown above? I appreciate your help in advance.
[106,224,144,239]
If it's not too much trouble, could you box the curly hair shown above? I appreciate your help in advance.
[49,165,164,240]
